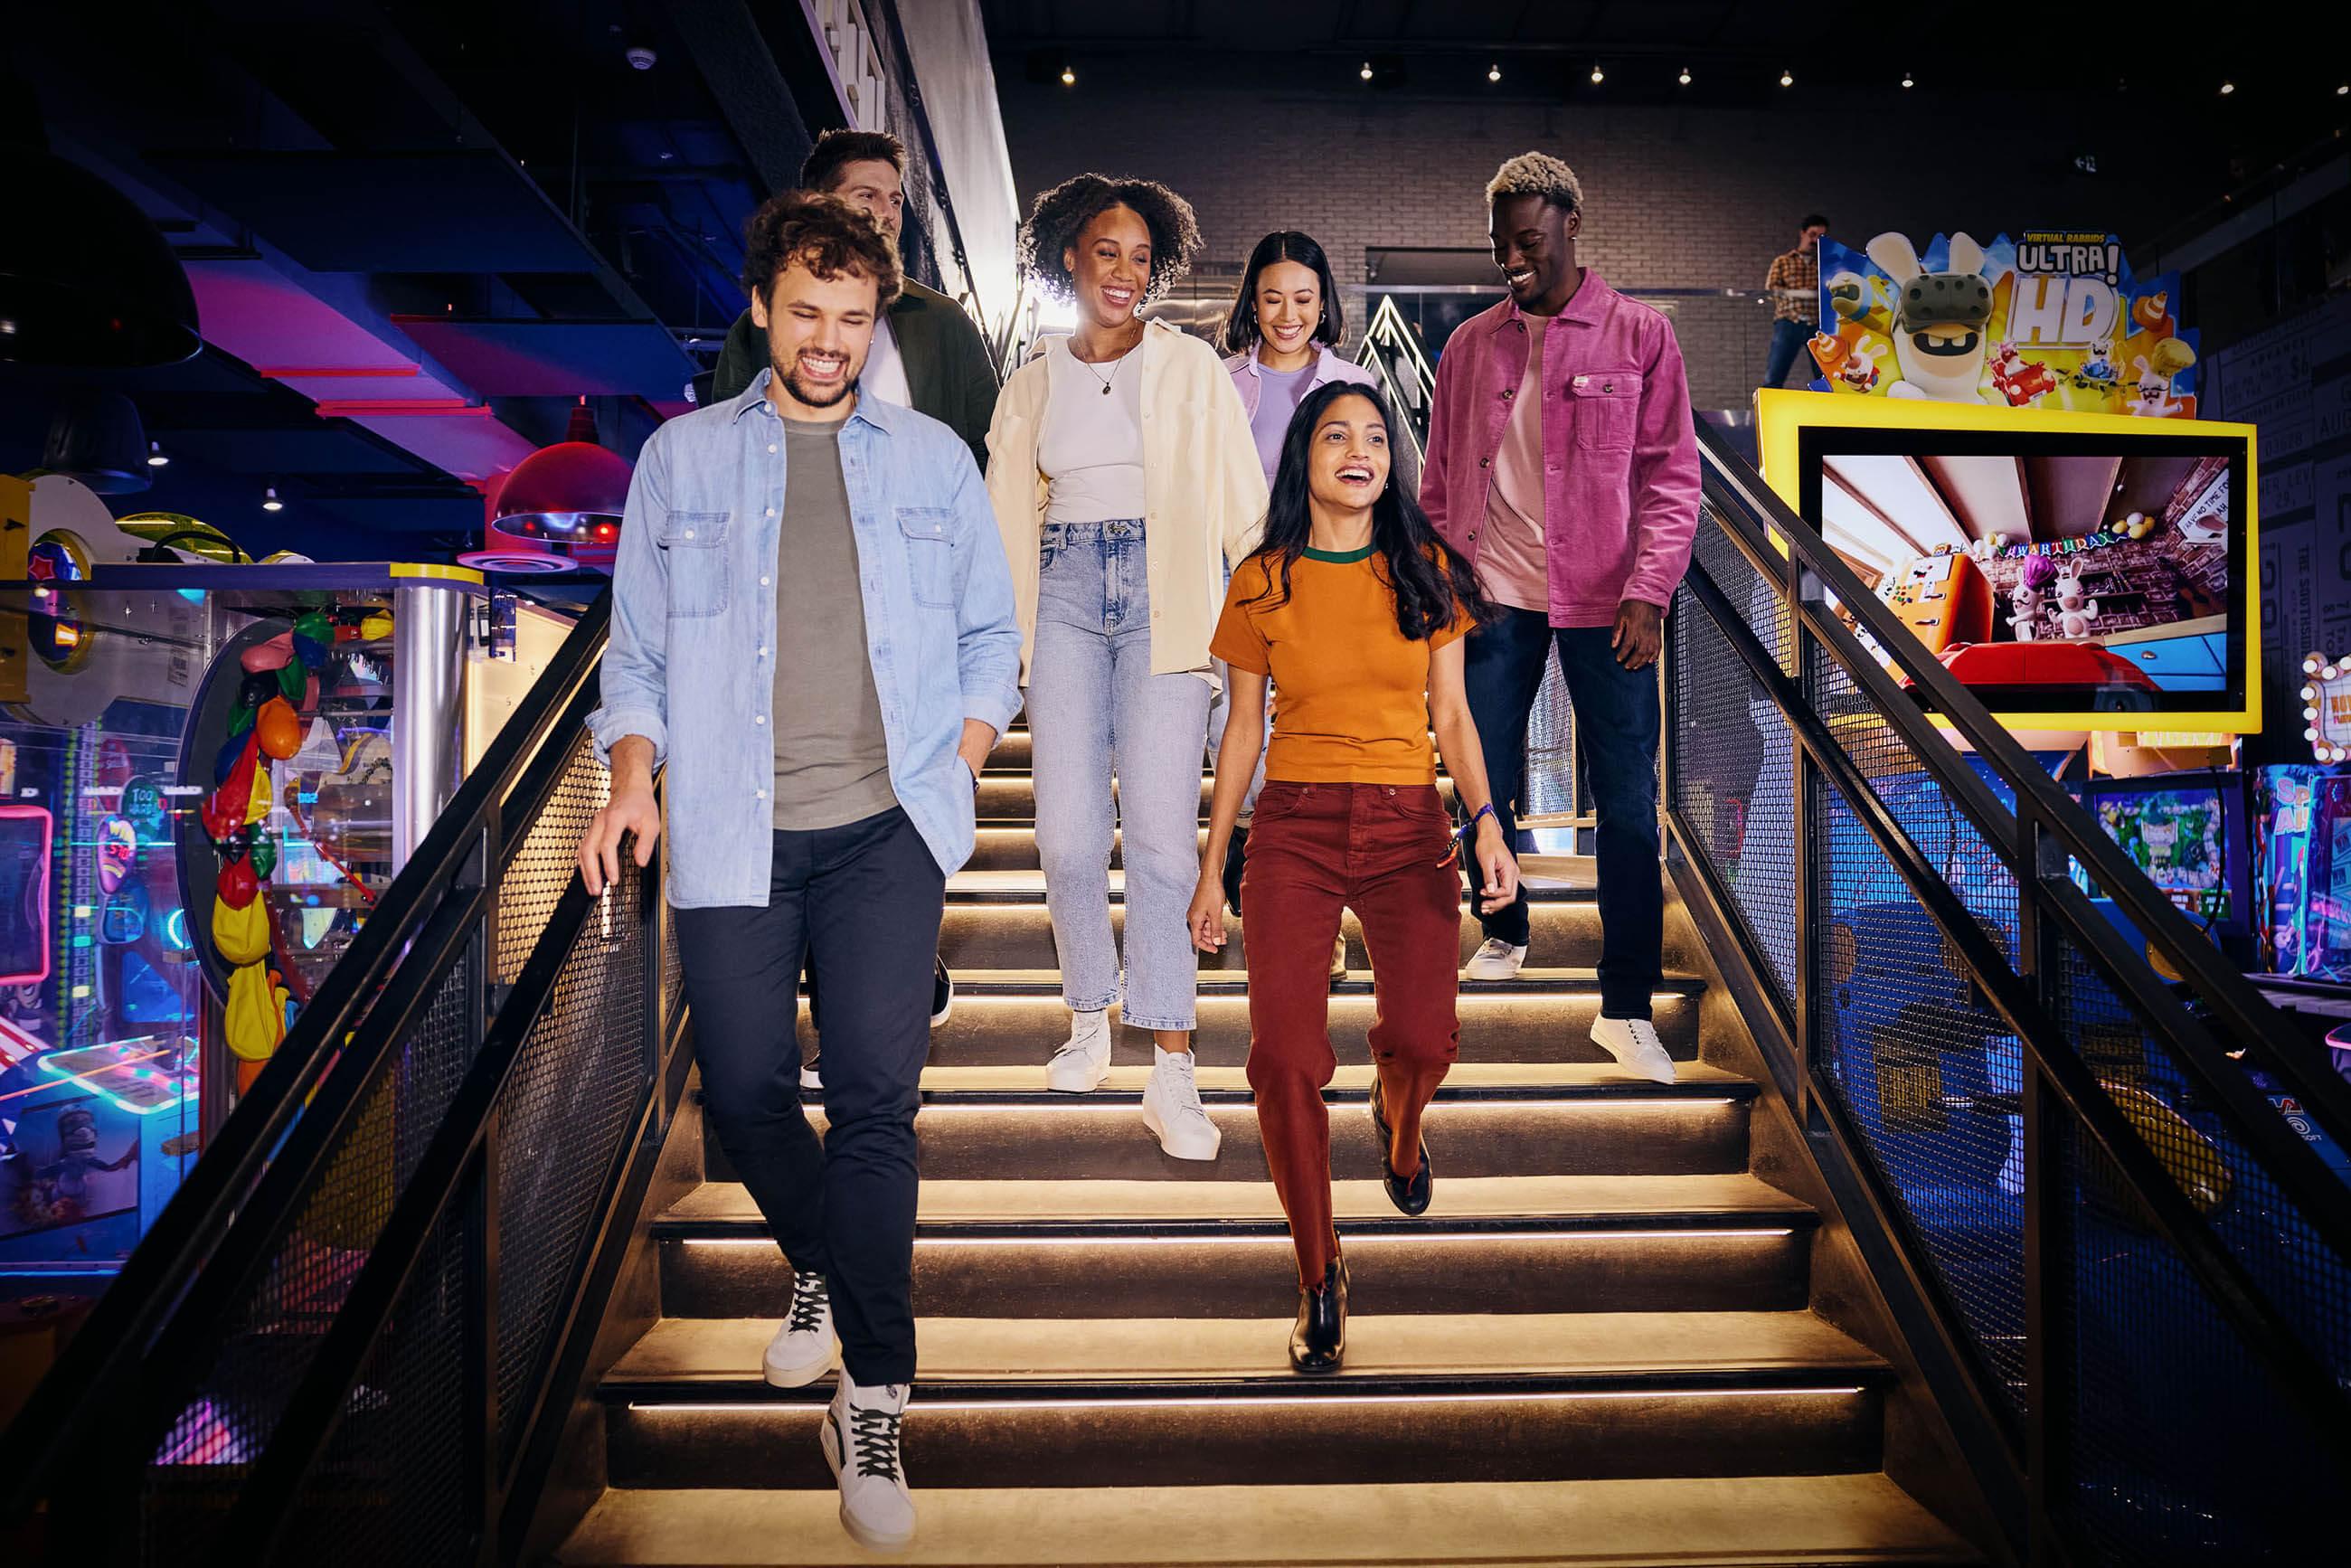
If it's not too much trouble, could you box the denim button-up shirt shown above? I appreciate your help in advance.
[589,370,1024,907]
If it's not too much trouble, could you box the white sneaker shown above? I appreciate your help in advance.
[1329,933,1349,980]
[1590,1015,1677,1083]
[1044,1009,1112,1093]
[822,1375,914,1551]
[799,1063,822,1092]
[1140,1044,1223,1161]
[1464,938,1528,981]
[762,1270,840,1388]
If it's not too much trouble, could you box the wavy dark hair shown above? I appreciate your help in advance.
[741,190,903,309]
[1016,173,1201,306]
[1220,231,1343,356]
[1248,382,1494,643]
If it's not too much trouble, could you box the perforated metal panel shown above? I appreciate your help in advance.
[494,753,653,1465]
[1521,652,1580,826]
[496,738,612,983]
[142,950,481,1561]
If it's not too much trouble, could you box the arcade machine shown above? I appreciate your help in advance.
[0,472,573,1352]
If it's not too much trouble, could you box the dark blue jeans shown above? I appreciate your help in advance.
[1764,317,1813,390]
[1462,607,1663,1019]
[674,808,943,1384]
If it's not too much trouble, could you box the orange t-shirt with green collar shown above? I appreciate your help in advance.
[1209,543,1468,785]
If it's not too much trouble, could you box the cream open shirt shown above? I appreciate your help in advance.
[985,319,1270,686]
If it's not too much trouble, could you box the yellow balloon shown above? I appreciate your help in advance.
[359,612,393,641]
[213,894,271,967]
[246,763,274,825]
[225,962,289,1062]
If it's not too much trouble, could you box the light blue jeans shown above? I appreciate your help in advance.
[1028,520,1212,1031]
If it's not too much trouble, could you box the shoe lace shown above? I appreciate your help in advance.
[786,1271,827,1335]
[1621,1018,1664,1051]
[1158,1054,1213,1123]
[1477,938,1514,959]
[847,1403,904,1480]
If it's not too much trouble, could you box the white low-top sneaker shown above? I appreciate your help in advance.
[1464,938,1529,981]
[823,1375,915,1551]
[1044,1009,1112,1093]
[762,1269,840,1388]
[799,1063,822,1093]
[1141,1044,1223,1161]
[1590,1015,1677,1084]
[1329,933,1349,980]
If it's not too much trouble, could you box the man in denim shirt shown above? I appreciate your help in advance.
[578,193,1021,1552]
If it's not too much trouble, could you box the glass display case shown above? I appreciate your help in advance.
[0,564,565,1319]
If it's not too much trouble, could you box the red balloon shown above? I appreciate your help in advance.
[216,856,260,910]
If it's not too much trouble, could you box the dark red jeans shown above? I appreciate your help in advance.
[1241,781,1463,1286]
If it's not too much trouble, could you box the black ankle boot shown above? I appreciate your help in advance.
[1289,1255,1348,1374]
[1222,824,1249,915]
[1368,1081,1433,1217]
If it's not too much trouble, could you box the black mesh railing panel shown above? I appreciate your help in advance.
[275,1204,476,1565]
[494,827,652,1468]
[2054,1114,2344,1563]
[1811,773,2029,1426]
[660,893,684,1025]
[1688,499,1796,677]
[1667,581,1800,1008]
[496,741,610,983]
[141,949,480,1559]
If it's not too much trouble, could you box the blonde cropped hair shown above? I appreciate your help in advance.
[1485,151,1583,214]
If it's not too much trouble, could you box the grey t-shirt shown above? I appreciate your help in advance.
[771,415,898,829]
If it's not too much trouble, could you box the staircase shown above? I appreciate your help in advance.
[551,725,1978,1566]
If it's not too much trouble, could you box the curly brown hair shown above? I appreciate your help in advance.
[741,191,903,309]
[1016,173,1201,306]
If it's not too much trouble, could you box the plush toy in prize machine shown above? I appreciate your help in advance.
[197,606,390,1089]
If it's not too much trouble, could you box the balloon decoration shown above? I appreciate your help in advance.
[200,607,392,1071]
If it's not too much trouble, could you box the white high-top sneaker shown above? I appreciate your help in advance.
[1141,1044,1222,1161]
[762,1269,839,1388]
[1044,1008,1112,1093]
[1464,938,1528,981]
[1590,1015,1677,1084]
[823,1375,914,1551]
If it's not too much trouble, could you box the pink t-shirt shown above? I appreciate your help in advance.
[1478,314,1552,611]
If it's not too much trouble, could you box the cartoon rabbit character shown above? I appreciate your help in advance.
[2052,562,2099,638]
[2053,561,2091,613]
[2009,554,2057,641]
[1836,340,1883,391]
[2130,335,2197,419]
[1865,231,1994,401]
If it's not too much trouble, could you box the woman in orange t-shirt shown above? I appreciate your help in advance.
[1188,381,1520,1374]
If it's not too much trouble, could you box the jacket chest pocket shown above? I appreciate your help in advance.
[659,511,731,618]
[1567,372,1640,454]
[897,507,956,609]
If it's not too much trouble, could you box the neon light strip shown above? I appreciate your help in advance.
[632,1386,1866,1413]
[678,1228,1797,1248]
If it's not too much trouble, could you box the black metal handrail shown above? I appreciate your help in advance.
[0,592,647,1554]
[1672,423,2351,1560]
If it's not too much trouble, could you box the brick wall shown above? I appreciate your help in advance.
[997,83,2188,410]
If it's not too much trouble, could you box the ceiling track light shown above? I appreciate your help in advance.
[1780,69,1795,88]
[1360,60,1373,81]
[1059,62,1076,86]
[1588,62,1603,85]
[2218,80,2235,95]
[1488,62,1503,83]
[261,486,283,513]
[1676,66,1692,86]
[146,439,167,468]
[1901,71,1915,88]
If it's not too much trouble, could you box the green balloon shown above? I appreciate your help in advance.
[293,610,333,647]
[277,660,307,701]
[247,832,279,880]
[228,704,253,736]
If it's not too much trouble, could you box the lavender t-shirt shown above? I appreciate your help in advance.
[1248,362,1313,484]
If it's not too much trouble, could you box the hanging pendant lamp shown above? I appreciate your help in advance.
[464,400,632,573]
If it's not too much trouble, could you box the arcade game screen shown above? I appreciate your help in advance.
[2077,783,2233,929]
[1803,435,2242,715]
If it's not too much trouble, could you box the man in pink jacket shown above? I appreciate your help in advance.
[1420,151,1701,1083]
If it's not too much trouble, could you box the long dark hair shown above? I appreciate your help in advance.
[1220,231,1343,357]
[1249,381,1493,642]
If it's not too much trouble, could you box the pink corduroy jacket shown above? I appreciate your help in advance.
[1419,270,1702,626]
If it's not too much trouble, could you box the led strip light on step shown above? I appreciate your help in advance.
[630,1385,1867,1413]
[678,1228,1799,1248]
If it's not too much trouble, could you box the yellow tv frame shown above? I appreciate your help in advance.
[1753,388,2261,737]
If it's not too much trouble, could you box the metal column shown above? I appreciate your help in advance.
[392,583,470,870]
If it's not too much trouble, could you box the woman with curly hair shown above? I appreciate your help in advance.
[1190,379,1516,1371]
[985,174,1268,1159]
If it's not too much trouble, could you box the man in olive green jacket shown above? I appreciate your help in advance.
[710,128,999,471]
[710,128,1000,1051]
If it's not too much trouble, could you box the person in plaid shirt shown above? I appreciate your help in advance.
[1763,213,1829,389]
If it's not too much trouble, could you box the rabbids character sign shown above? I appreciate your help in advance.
[1808,229,2197,417]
